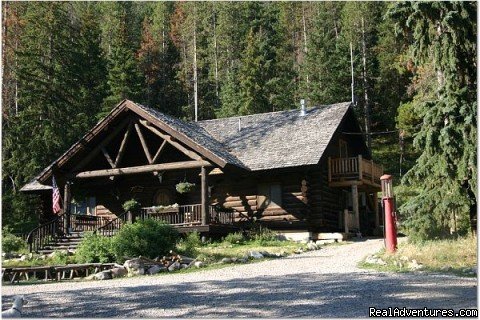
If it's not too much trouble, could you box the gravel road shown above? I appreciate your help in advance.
[2,238,477,318]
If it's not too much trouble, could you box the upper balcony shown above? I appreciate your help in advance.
[328,155,383,188]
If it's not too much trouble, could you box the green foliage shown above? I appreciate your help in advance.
[122,199,141,212]
[175,182,196,194]
[223,232,245,245]
[177,231,202,257]
[389,2,477,240]
[111,219,179,260]
[248,225,279,245]
[2,228,27,253]
[74,232,115,264]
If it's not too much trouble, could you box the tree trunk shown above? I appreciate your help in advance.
[193,5,198,122]
[212,5,219,103]
[302,4,309,86]
[361,17,372,150]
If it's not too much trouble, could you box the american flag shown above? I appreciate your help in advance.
[52,176,62,214]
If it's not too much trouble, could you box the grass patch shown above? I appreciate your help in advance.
[359,235,477,277]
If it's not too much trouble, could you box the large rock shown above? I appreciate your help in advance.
[168,261,181,272]
[147,265,167,275]
[221,258,233,264]
[408,259,423,271]
[124,258,145,276]
[307,241,319,251]
[111,267,128,278]
[194,261,205,268]
[95,270,112,280]
[249,251,264,259]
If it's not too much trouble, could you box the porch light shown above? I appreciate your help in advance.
[380,174,393,199]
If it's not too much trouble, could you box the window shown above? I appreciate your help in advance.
[153,189,172,206]
[71,197,96,215]
[258,184,282,209]
[339,139,348,158]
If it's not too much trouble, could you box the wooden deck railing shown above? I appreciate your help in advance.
[139,204,234,226]
[328,155,383,186]
[26,215,65,253]
[94,211,128,237]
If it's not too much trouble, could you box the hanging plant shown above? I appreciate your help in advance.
[175,182,196,194]
[122,199,141,212]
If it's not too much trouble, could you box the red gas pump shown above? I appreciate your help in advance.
[380,174,397,253]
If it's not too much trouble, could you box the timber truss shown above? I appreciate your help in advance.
[71,117,211,180]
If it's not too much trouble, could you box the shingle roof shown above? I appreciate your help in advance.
[21,100,352,192]
[196,102,352,171]
[134,103,248,169]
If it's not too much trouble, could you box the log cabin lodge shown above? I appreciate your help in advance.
[21,99,384,252]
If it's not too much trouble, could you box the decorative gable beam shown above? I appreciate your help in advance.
[101,147,115,168]
[72,116,132,172]
[134,121,153,164]
[138,120,203,161]
[75,160,212,179]
[152,140,168,164]
[114,121,133,168]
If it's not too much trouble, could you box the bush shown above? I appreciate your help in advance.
[112,219,179,261]
[2,228,27,253]
[75,232,115,263]
[122,199,141,212]
[177,231,202,257]
[249,226,279,245]
[223,232,245,245]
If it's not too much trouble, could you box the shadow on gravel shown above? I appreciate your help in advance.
[3,272,476,318]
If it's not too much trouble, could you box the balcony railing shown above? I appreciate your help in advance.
[328,155,383,187]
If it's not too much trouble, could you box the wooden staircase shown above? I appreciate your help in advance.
[27,212,127,254]
[37,232,84,255]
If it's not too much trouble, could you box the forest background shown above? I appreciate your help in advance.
[2,1,476,241]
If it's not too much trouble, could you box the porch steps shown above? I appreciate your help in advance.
[37,232,85,255]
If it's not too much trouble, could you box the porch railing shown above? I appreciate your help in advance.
[68,214,112,233]
[26,215,66,253]
[94,211,128,237]
[328,155,383,186]
[139,204,234,226]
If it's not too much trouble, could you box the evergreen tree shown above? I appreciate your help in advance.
[389,2,477,239]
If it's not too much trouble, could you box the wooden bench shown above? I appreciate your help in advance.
[2,266,53,283]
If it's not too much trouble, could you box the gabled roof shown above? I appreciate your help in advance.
[21,100,355,192]
[197,102,352,171]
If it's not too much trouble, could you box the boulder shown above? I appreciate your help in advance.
[147,265,167,275]
[194,261,205,268]
[316,239,335,245]
[180,264,189,269]
[168,261,181,272]
[95,270,112,280]
[238,258,248,264]
[307,242,319,251]
[124,258,145,276]
[111,267,128,278]
[249,251,264,259]
[440,265,452,272]
[221,258,233,264]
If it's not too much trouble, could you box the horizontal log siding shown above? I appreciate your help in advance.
[212,172,310,229]
[307,165,344,232]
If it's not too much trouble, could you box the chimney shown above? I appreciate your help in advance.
[300,99,306,116]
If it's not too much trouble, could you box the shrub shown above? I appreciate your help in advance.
[249,226,279,245]
[2,228,27,253]
[75,232,115,263]
[177,231,202,257]
[112,219,179,261]
[223,232,245,245]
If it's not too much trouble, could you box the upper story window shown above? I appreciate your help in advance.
[258,183,282,209]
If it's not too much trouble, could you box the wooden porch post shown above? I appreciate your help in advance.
[63,182,71,233]
[352,184,360,231]
[201,166,209,225]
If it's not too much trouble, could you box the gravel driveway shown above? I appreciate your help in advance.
[2,238,477,318]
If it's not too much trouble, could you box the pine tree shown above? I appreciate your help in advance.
[389,2,477,239]
[100,2,143,117]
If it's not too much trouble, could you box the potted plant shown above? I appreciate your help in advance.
[175,182,196,194]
